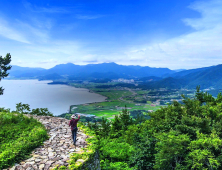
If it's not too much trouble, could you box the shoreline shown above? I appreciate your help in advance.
[66,83,108,116]
[1,79,107,116]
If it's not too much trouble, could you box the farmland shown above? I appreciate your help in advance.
[63,82,196,120]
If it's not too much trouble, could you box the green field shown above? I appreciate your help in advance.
[68,84,162,119]
[57,82,196,120]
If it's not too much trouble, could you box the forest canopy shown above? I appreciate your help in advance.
[87,87,222,169]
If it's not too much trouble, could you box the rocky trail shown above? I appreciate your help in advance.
[6,115,88,170]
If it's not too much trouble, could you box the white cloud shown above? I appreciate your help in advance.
[122,0,222,69]
[0,15,51,44]
[0,18,30,44]
[3,0,222,70]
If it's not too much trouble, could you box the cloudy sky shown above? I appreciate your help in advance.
[0,0,222,69]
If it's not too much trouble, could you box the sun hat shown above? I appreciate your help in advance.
[71,114,77,119]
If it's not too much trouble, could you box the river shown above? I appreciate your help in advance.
[0,80,106,116]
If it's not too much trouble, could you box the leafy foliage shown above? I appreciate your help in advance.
[0,112,48,169]
[83,88,222,170]
[67,122,99,170]
[0,53,11,95]
[16,102,53,116]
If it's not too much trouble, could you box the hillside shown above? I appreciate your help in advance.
[180,64,222,89]
[8,63,222,90]
[0,112,48,169]
[0,112,95,170]
[85,90,222,169]
[139,77,184,89]
[8,65,46,78]
[139,64,222,90]
[8,62,175,80]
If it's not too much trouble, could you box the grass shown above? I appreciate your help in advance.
[0,112,48,169]
[94,89,133,100]
[71,96,160,120]
[67,83,183,119]
[136,90,150,95]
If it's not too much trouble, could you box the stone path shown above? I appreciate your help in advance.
[6,115,88,170]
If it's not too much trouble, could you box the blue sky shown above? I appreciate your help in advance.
[0,0,221,69]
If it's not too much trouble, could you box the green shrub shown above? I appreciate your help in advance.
[68,122,99,170]
[16,102,53,116]
[86,87,222,169]
[0,112,48,169]
[100,137,134,162]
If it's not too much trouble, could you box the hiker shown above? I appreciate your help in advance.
[69,114,80,145]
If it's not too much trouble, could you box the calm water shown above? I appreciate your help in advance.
[0,80,106,116]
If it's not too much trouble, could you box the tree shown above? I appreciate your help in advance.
[16,102,31,114]
[0,53,12,95]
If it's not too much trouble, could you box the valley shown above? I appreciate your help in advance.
[58,81,197,120]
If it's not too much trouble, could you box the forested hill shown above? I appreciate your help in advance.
[85,89,222,169]
[8,62,175,79]
[8,63,222,90]
[140,64,222,89]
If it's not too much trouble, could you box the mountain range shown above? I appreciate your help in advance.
[8,62,175,79]
[7,62,222,90]
[143,64,222,90]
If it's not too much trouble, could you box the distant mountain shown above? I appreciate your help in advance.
[139,77,184,89]
[143,64,222,89]
[180,64,222,89]
[173,69,186,72]
[38,73,65,81]
[166,66,210,78]
[46,62,175,78]
[46,63,82,75]
[9,62,175,80]
[8,65,46,78]
[137,76,162,82]
[8,63,222,90]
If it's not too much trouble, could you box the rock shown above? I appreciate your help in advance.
[45,161,54,165]
[15,165,24,170]
[32,154,40,158]
[32,165,38,170]
[52,157,62,162]
[44,164,51,170]
[34,159,42,163]
[22,164,30,169]
[48,152,54,157]
[9,166,16,170]
[39,164,45,170]
[25,162,35,165]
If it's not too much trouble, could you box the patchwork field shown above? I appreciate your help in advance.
[68,85,162,119]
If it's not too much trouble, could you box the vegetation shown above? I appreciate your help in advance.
[0,53,11,95]
[0,110,48,169]
[58,83,195,120]
[81,87,222,169]
[15,102,53,116]
[58,82,169,120]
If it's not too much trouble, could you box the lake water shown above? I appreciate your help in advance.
[0,80,106,116]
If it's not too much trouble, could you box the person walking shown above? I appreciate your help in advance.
[69,114,80,145]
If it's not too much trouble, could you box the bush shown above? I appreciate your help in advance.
[0,112,48,169]
[16,102,53,116]
[86,87,222,169]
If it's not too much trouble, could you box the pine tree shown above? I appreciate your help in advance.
[0,53,12,95]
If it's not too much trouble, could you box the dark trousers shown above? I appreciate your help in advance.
[71,127,78,144]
